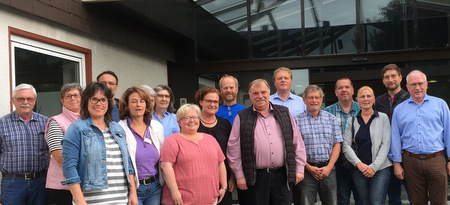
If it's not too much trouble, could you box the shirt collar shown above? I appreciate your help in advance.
[12,111,38,122]
[406,94,429,105]
[273,92,294,100]
[335,101,359,112]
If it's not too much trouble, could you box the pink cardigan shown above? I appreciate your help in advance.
[45,106,80,190]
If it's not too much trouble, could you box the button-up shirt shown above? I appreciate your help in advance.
[153,110,180,138]
[324,101,360,134]
[295,110,343,163]
[389,95,450,162]
[270,92,306,118]
[227,106,306,179]
[0,111,49,173]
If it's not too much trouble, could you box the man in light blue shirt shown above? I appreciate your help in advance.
[389,70,450,205]
[270,67,306,118]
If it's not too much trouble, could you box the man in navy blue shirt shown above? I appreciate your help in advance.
[97,70,120,122]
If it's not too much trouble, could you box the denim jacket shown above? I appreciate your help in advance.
[61,118,134,191]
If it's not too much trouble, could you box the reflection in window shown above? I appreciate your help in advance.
[305,0,357,55]
[361,0,413,51]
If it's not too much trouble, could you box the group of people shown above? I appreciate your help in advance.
[0,64,448,205]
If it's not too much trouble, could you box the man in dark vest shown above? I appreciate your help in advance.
[227,79,306,205]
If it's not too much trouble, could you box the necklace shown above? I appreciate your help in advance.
[201,117,217,125]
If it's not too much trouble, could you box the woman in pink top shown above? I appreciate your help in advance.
[160,104,227,205]
[44,83,82,204]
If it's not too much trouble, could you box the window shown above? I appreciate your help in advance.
[9,28,91,117]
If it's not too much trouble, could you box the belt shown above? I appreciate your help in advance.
[308,161,329,168]
[2,170,47,180]
[139,175,157,185]
[403,150,443,160]
[256,166,285,173]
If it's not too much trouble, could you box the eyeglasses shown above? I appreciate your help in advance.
[65,94,80,99]
[157,94,170,99]
[204,99,219,105]
[15,97,36,103]
[100,81,117,86]
[89,97,108,105]
[182,116,199,121]
[408,82,426,87]
[228,106,232,117]
[306,96,322,100]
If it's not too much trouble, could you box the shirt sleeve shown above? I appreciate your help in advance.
[331,115,343,143]
[226,115,245,179]
[46,120,64,152]
[440,101,450,158]
[389,108,402,162]
[290,113,306,173]
[61,123,82,185]
[160,135,179,164]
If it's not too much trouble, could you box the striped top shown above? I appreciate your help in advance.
[76,128,128,205]
[46,120,64,152]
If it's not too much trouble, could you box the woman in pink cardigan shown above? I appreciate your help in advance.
[44,83,82,205]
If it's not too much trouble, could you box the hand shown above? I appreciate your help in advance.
[306,165,322,180]
[228,177,236,192]
[356,163,374,178]
[317,165,332,179]
[393,162,404,180]
[128,191,138,205]
[217,188,226,203]
[447,162,450,176]
[171,190,183,205]
[295,173,304,185]
[236,178,248,190]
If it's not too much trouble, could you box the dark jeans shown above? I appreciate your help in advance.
[47,189,72,205]
[237,167,292,205]
[336,164,361,205]
[1,175,48,205]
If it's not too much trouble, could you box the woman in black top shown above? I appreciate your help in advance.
[195,86,233,205]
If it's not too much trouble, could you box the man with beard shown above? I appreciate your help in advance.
[227,79,306,205]
[375,64,410,204]
[324,77,361,205]
[0,83,49,205]
[270,67,306,118]
[217,75,246,125]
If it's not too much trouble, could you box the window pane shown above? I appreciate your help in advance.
[417,0,449,48]
[361,0,414,51]
[305,0,357,55]
[15,47,80,117]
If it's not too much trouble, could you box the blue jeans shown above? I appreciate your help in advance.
[297,167,337,205]
[351,167,391,205]
[136,180,161,205]
[1,175,48,205]
[336,164,361,205]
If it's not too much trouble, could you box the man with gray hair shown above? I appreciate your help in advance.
[227,79,306,205]
[0,83,49,205]
[389,70,450,204]
[294,85,342,205]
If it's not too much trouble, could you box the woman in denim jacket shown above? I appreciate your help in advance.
[62,82,138,205]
